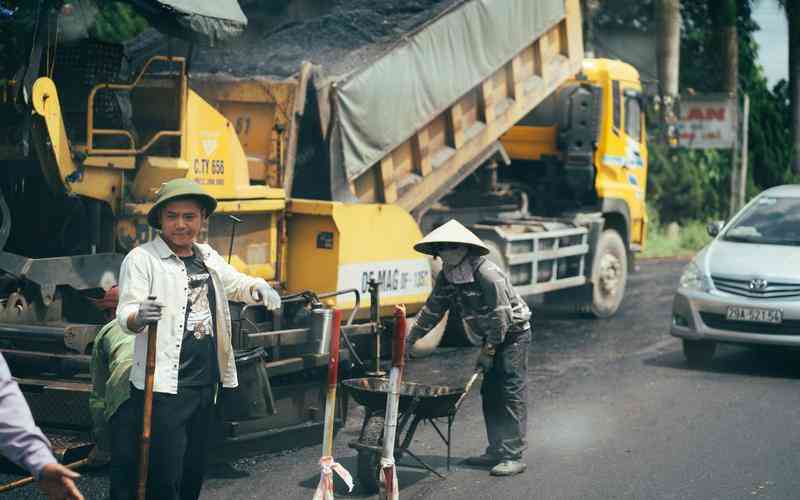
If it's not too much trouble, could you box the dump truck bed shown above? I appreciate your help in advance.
[191,0,583,219]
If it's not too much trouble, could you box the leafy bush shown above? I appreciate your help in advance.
[647,143,728,223]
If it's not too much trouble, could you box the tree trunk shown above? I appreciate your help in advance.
[786,1,800,175]
[709,0,739,216]
[656,0,681,97]
[581,0,601,57]
[656,0,681,143]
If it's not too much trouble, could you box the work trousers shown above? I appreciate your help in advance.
[480,328,530,460]
[110,384,217,500]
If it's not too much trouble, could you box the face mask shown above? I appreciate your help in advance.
[439,246,468,267]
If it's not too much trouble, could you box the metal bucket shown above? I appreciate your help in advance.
[310,306,333,355]
[221,347,276,420]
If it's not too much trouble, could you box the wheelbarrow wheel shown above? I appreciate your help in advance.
[357,414,384,494]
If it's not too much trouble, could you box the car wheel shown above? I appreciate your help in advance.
[682,339,716,368]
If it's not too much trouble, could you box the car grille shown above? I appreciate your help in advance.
[711,275,800,299]
[699,312,800,335]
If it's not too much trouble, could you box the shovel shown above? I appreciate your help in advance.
[454,368,483,410]
[136,296,158,500]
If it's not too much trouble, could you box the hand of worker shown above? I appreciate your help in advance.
[252,282,282,310]
[405,327,423,358]
[475,343,496,373]
[129,298,163,332]
[37,463,84,500]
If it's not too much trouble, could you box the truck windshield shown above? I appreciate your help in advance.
[723,196,800,245]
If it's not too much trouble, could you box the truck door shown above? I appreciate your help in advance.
[621,86,647,246]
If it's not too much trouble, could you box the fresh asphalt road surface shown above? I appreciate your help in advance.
[5,257,800,499]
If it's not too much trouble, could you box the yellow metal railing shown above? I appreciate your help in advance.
[86,56,186,156]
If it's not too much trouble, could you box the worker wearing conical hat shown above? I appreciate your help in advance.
[409,219,531,477]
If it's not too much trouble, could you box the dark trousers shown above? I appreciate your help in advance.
[110,384,217,500]
[480,329,530,460]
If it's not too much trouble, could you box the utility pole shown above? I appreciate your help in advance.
[737,94,750,212]
[656,0,681,144]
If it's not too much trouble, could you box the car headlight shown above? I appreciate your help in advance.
[679,261,711,292]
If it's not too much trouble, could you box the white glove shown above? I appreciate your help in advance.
[129,298,163,332]
[252,282,281,310]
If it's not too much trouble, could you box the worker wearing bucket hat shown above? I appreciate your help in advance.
[408,219,532,477]
[113,178,281,500]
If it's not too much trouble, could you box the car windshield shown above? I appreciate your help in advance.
[723,196,800,245]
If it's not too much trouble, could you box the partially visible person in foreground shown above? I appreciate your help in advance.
[0,352,85,499]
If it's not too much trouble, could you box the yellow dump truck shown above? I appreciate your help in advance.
[0,0,645,456]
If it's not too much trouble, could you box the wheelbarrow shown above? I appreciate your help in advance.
[342,376,475,494]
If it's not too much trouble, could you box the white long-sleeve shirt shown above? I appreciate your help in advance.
[0,353,55,479]
[116,236,270,394]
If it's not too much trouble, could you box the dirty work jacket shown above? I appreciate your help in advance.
[411,257,531,345]
[116,236,267,394]
[89,320,133,453]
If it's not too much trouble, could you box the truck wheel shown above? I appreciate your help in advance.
[682,339,716,368]
[356,414,384,494]
[584,229,627,318]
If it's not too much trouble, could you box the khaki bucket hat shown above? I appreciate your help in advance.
[413,219,490,256]
[147,178,217,229]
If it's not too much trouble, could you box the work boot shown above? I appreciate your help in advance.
[490,460,527,476]
[464,453,501,467]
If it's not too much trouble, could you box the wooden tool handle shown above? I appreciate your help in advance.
[392,305,407,368]
[322,309,342,457]
[137,295,158,500]
[0,458,90,493]
[327,309,342,388]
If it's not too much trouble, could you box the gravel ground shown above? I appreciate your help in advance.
[191,0,464,78]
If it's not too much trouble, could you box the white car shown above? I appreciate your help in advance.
[671,185,800,366]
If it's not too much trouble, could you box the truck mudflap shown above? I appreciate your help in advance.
[470,218,591,296]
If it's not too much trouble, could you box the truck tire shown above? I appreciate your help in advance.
[582,229,627,318]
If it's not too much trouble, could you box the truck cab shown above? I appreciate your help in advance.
[501,58,647,252]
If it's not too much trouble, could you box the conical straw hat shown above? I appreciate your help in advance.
[413,219,490,256]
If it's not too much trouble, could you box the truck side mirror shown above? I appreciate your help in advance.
[707,220,725,237]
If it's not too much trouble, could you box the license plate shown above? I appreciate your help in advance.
[726,306,783,324]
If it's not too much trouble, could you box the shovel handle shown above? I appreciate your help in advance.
[454,370,482,410]
[0,458,90,493]
[392,305,407,368]
[137,296,158,500]
[322,309,342,457]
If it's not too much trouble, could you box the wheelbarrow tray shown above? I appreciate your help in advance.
[342,377,465,419]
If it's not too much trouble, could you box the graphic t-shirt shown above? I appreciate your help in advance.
[178,253,219,387]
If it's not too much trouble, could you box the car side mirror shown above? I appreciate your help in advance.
[707,220,725,237]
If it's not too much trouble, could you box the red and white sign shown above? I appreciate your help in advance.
[675,96,737,149]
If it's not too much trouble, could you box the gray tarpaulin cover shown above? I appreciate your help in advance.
[328,0,565,185]
[126,0,247,44]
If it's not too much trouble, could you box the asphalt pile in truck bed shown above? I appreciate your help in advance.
[191,0,465,79]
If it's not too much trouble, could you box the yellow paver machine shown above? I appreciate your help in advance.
[0,0,646,456]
